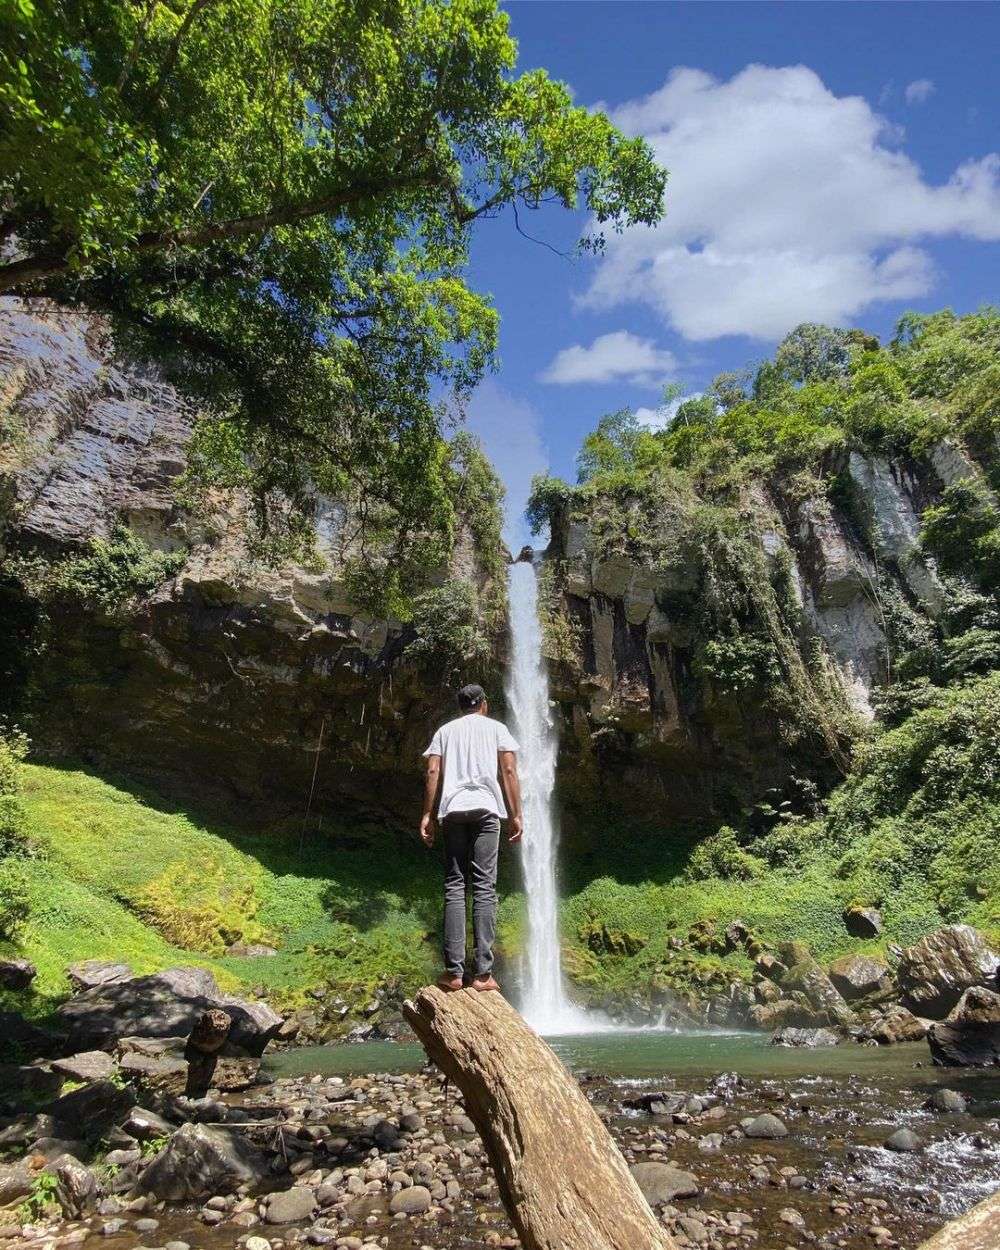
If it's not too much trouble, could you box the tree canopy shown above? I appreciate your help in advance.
[0,0,666,578]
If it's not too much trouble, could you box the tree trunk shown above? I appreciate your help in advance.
[916,1191,1000,1249]
[403,986,676,1250]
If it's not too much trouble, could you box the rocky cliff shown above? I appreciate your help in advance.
[0,298,505,818]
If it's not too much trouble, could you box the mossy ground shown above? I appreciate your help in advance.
[2,762,443,1020]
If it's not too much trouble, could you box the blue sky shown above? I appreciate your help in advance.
[462,1,1000,540]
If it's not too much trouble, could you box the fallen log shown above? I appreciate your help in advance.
[403,986,676,1250]
[916,1190,1000,1249]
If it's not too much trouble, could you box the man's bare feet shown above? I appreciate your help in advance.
[436,974,463,991]
[471,975,500,992]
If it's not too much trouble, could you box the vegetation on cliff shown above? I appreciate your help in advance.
[527,309,1000,1006]
[2,0,664,591]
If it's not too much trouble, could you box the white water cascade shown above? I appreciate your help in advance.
[505,559,592,1033]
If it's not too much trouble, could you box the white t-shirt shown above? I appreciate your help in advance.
[423,714,519,819]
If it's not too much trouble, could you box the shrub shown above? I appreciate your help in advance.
[0,726,28,796]
[407,579,491,674]
[685,826,764,881]
[0,858,31,940]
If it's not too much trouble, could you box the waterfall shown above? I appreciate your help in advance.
[505,560,591,1033]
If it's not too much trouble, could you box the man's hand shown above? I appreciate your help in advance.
[420,813,436,847]
[507,814,523,844]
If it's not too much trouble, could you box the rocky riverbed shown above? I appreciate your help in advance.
[3,1049,1000,1250]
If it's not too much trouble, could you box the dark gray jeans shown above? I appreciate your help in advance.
[442,809,500,978]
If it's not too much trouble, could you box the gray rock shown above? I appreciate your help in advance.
[67,961,132,991]
[100,1219,127,1236]
[140,1123,269,1200]
[57,966,283,1056]
[629,1162,699,1205]
[48,1079,133,1138]
[771,1027,840,1048]
[133,1218,160,1234]
[264,1187,317,1225]
[44,1154,100,1216]
[224,943,278,958]
[388,1185,432,1215]
[885,1128,923,1153]
[864,1005,928,1045]
[843,907,883,939]
[122,1106,174,1140]
[52,1050,116,1083]
[0,958,36,991]
[743,1113,789,1139]
[0,1159,35,1206]
[828,954,890,1000]
[898,925,1000,1019]
[925,1088,967,1114]
[928,985,1000,1066]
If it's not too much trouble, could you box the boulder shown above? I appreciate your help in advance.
[828,955,890,1001]
[0,958,36,991]
[0,1009,63,1059]
[927,985,1000,1067]
[57,966,283,1056]
[749,998,819,1031]
[771,1027,840,1048]
[43,1153,99,1216]
[754,954,787,983]
[743,1113,788,1139]
[781,958,857,1028]
[47,1079,133,1138]
[264,1186,317,1224]
[66,961,132,991]
[224,943,278,958]
[629,1162,699,1205]
[122,1106,175,1140]
[0,1158,36,1206]
[885,1128,922,1153]
[388,1185,432,1215]
[898,925,1000,1019]
[925,1088,967,1114]
[864,1005,928,1045]
[140,1123,269,1200]
[843,907,882,938]
[52,1050,116,1083]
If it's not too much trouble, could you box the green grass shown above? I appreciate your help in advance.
[2,762,441,1019]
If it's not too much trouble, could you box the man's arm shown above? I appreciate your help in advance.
[420,755,441,846]
[499,750,523,844]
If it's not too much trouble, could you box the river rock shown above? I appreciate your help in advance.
[743,1113,788,1139]
[264,1187,317,1224]
[780,956,856,1027]
[630,1162,699,1204]
[925,1088,967,1114]
[927,986,1000,1066]
[0,958,36,990]
[885,1128,923,1152]
[67,961,132,991]
[865,1005,928,1045]
[843,906,882,938]
[828,954,890,1000]
[140,1123,270,1200]
[56,966,283,1055]
[0,1159,36,1206]
[388,1185,432,1215]
[897,925,1000,1019]
[771,1026,840,1047]
[52,1050,116,1083]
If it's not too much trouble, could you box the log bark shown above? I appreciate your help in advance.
[403,986,676,1250]
[916,1190,1000,1249]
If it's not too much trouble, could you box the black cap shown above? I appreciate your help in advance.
[457,683,487,711]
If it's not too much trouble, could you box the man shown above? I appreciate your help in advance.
[420,683,523,992]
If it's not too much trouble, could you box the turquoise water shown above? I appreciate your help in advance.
[266,1029,932,1082]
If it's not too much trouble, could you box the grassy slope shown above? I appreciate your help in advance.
[3,762,441,1017]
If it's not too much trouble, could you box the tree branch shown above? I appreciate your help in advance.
[0,171,442,294]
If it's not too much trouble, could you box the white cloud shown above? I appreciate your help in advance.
[581,65,1000,341]
[904,78,935,105]
[463,378,547,547]
[539,330,677,386]
[634,392,702,431]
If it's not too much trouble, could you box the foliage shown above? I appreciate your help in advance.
[685,826,763,881]
[0,858,31,940]
[18,1170,60,1222]
[407,578,493,677]
[1,0,665,564]
[9,524,185,614]
[0,725,28,796]
[921,479,1000,590]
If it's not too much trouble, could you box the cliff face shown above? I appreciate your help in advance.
[0,299,503,818]
[539,442,985,832]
